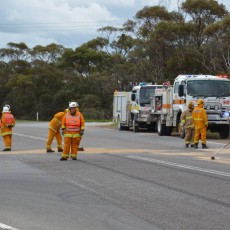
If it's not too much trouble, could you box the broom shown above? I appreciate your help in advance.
[211,142,230,160]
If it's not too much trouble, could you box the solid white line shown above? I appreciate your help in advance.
[128,155,230,177]
[0,222,19,230]
[208,141,227,145]
[14,132,46,141]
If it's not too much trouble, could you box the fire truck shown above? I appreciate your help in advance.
[150,74,230,139]
[113,83,162,132]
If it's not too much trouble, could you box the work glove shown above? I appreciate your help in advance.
[80,130,84,136]
[7,124,13,128]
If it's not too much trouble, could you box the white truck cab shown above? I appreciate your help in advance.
[150,74,230,138]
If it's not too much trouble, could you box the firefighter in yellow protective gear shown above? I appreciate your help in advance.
[0,105,16,151]
[60,101,85,161]
[180,101,195,148]
[46,109,68,153]
[192,99,208,149]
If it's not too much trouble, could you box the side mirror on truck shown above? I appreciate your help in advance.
[178,85,184,97]
[131,93,136,101]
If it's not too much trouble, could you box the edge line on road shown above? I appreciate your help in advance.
[127,155,230,177]
[0,222,19,230]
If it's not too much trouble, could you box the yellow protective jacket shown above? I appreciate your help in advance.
[0,112,16,136]
[49,112,66,132]
[180,109,194,129]
[62,110,85,138]
[192,104,208,129]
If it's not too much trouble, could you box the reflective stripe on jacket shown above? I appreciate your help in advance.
[62,110,85,130]
[65,114,81,132]
[49,112,66,131]
[180,109,194,129]
[3,113,15,125]
[192,104,208,129]
[1,112,15,136]
[62,110,85,135]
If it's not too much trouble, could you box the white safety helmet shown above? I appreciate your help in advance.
[2,106,9,113]
[4,104,10,109]
[69,101,79,108]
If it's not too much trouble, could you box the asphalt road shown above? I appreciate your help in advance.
[0,122,230,230]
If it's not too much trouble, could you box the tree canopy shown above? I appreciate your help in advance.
[0,0,229,120]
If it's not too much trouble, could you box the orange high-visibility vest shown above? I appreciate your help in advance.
[65,114,81,132]
[3,113,15,125]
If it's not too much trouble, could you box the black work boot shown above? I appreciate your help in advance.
[60,157,67,161]
[58,148,63,152]
[202,144,208,149]
[194,144,198,149]
[185,144,189,148]
[2,148,11,151]
[190,144,194,148]
[47,149,55,153]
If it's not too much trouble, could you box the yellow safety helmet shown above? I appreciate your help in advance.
[187,101,194,109]
[197,99,204,105]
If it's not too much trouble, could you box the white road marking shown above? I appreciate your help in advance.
[208,141,228,145]
[128,155,230,177]
[0,222,19,230]
[14,132,46,141]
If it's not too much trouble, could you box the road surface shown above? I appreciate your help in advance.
[0,122,230,230]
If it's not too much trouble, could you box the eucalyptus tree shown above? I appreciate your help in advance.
[204,15,230,74]
[123,6,182,83]
[179,0,228,74]
[181,0,228,49]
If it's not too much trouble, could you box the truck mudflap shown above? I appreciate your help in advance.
[137,115,158,123]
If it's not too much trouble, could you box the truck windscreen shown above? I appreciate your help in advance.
[140,87,161,105]
[187,80,230,97]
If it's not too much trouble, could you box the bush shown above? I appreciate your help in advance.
[82,108,105,120]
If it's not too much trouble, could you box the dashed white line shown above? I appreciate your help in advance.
[0,222,19,230]
[14,132,46,141]
[128,155,230,177]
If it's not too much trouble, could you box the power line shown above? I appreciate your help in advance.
[0,20,126,26]
[0,20,126,33]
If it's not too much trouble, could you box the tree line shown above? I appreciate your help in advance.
[0,0,229,120]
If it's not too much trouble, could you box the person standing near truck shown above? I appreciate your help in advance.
[192,99,208,149]
[180,101,195,148]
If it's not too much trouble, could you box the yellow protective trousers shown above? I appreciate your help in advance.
[194,127,207,144]
[3,134,12,149]
[185,129,195,145]
[46,129,62,150]
[62,137,81,159]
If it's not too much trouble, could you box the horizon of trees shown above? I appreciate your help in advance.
[0,0,230,120]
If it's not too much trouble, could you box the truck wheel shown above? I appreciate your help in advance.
[157,118,166,136]
[219,125,229,139]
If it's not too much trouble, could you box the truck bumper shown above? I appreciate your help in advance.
[137,115,158,124]
[208,121,229,125]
